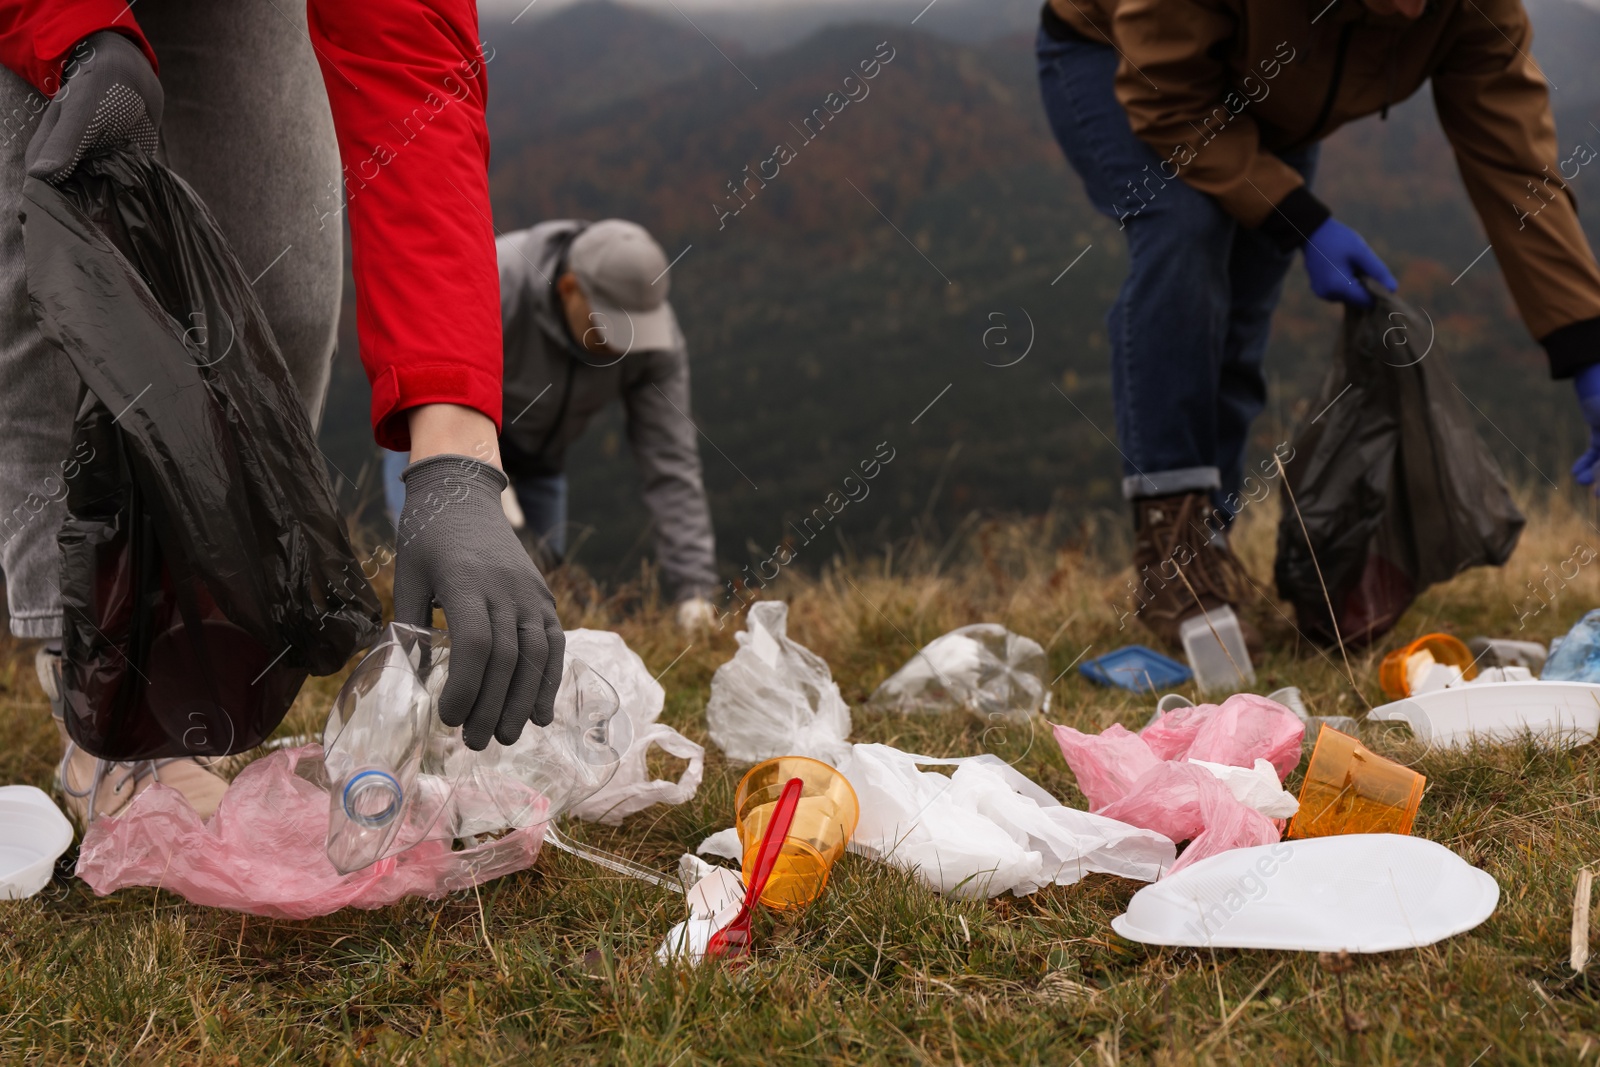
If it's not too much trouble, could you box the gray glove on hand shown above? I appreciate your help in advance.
[27,31,163,182]
[394,455,564,750]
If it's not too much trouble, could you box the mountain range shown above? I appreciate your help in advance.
[318,0,1600,591]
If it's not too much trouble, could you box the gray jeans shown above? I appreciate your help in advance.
[0,1,342,638]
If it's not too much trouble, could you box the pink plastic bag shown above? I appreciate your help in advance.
[1051,723,1160,809]
[1141,693,1304,776]
[1097,763,1278,875]
[1184,694,1304,778]
[77,745,547,919]
[1138,705,1210,761]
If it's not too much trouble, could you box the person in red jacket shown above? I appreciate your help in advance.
[0,1,560,824]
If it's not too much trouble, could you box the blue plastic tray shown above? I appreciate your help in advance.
[1079,645,1191,693]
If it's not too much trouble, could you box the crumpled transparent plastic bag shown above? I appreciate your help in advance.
[76,744,546,920]
[562,629,704,825]
[835,743,1174,898]
[705,602,851,765]
[868,624,1050,722]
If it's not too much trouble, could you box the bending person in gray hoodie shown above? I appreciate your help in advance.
[384,218,719,630]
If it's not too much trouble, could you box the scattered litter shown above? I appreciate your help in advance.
[705,602,852,765]
[563,629,704,825]
[1366,680,1600,751]
[1112,836,1499,952]
[734,757,858,910]
[1379,633,1479,699]
[77,626,635,917]
[77,744,547,920]
[0,786,73,900]
[1079,646,1190,693]
[1469,637,1547,674]
[835,744,1174,898]
[1055,694,1304,874]
[1543,610,1600,683]
[869,623,1050,722]
[1179,607,1255,693]
[1286,725,1423,839]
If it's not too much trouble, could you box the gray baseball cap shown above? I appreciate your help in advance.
[567,219,677,353]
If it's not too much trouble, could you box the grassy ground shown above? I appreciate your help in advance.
[5,491,1600,1065]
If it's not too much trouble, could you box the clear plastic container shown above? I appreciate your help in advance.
[1179,607,1255,694]
[321,623,632,874]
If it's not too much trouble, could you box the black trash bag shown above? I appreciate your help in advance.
[23,151,382,760]
[1274,286,1524,646]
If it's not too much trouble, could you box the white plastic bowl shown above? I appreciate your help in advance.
[1367,680,1600,750]
[1113,835,1498,952]
[0,785,74,899]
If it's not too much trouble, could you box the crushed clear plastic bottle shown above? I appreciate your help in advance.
[322,623,630,875]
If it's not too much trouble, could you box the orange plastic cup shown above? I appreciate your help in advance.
[1378,633,1478,700]
[734,756,859,910]
[1286,725,1426,840]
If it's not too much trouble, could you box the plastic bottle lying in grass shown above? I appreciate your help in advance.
[322,623,632,874]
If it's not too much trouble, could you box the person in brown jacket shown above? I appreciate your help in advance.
[1036,0,1600,646]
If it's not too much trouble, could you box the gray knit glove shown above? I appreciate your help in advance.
[27,32,162,183]
[394,455,564,750]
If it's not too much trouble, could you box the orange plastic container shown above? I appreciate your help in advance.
[1378,633,1478,700]
[734,756,859,910]
[1286,725,1426,840]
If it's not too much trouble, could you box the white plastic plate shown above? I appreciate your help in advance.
[1367,680,1600,750]
[0,785,74,899]
[1112,835,1498,952]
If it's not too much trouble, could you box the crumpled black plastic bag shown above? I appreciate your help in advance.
[23,151,381,760]
[1274,287,1524,645]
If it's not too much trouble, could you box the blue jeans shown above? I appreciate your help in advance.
[1036,28,1317,506]
[383,449,568,558]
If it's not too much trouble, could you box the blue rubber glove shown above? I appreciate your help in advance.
[1572,364,1600,490]
[1303,218,1398,307]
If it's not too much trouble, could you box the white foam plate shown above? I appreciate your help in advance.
[1112,835,1498,952]
[1367,680,1600,750]
[0,785,74,900]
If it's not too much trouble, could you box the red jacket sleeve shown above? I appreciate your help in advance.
[0,1,156,94]
[307,0,503,451]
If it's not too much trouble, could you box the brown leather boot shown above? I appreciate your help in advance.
[1120,492,1262,652]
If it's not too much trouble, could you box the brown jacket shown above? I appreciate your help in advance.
[1047,0,1600,373]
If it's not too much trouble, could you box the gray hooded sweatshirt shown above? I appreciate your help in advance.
[496,220,717,601]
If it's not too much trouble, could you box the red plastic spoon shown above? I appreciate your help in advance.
[705,776,804,962]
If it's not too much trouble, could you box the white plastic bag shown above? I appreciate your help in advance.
[834,743,1174,898]
[869,624,1049,722]
[1189,759,1299,819]
[563,630,705,824]
[705,602,852,765]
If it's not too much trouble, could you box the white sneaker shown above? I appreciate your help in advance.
[38,645,229,825]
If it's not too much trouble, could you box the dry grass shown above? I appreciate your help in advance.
[4,490,1600,1064]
